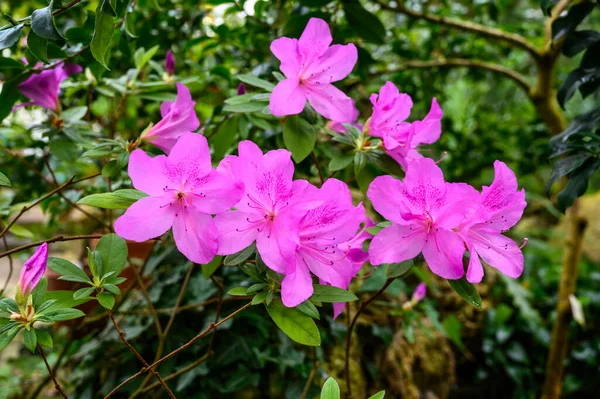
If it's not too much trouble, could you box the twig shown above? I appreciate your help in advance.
[311,151,324,185]
[0,235,103,259]
[53,0,86,16]
[345,278,394,397]
[208,275,224,352]
[105,309,176,399]
[300,349,319,399]
[0,223,13,296]
[29,333,75,399]
[139,352,212,394]
[37,344,69,399]
[118,296,252,315]
[128,258,163,337]
[104,302,252,398]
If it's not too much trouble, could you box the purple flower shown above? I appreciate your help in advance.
[367,158,479,280]
[140,83,200,154]
[15,62,82,112]
[269,18,358,121]
[412,282,426,303]
[18,243,48,296]
[459,161,527,283]
[165,50,176,75]
[237,83,246,95]
[115,133,244,264]
[368,82,443,168]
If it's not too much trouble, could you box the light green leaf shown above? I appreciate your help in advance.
[103,284,121,296]
[48,257,91,283]
[367,391,386,399]
[73,287,95,300]
[23,329,37,353]
[283,116,316,163]
[251,291,268,305]
[448,278,483,309]
[78,189,148,209]
[224,243,256,266]
[96,292,115,309]
[0,172,10,187]
[0,323,20,351]
[265,300,321,346]
[296,300,320,320]
[321,377,340,399]
[27,30,48,63]
[310,285,358,303]
[134,45,160,69]
[42,291,91,312]
[223,102,266,113]
[35,329,53,348]
[91,0,117,69]
[202,256,222,279]
[42,308,86,322]
[227,287,248,296]
[31,1,63,40]
[62,106,88,121]
[49,137,81,162]
[237,73,275,92]
[95,233,128,277]
[8,224,34,239]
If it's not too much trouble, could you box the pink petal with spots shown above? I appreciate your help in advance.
[128,150,169,196]
[367,175,410,224]
[368,223,426,266]
[298,18,332,56]
[115,196,176,242]
[305,84,355,123]
[214,210,260,255]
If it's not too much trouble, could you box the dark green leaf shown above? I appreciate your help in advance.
[49,137,80,162]
[0,323,20,351]
[310,285,358,303]
[223,101,266,113]
[96,292,115,309]
[31,1,63,40]
[103,284,121,296]
[95,233,128,277]
[551,2,595,42]
[386,260,413,278]
[0,79,23,122]
[541,0,560,15]
[91,0,117,69]
[562,30,600,57]
[237,73,275,92]
[23,329,37,352]
[0,57,25,71]
[48,257,91,283]
[283,115,316,163]
[224,243,256,266]
[321,377,340,399]
[31,277,47,309]
[448,278,483,309]
[102,159,122,178]
[442,315,463,348]
[558,68,600,108]
[27,30,49,63]
[266,300,321,346]
[35,329,53,348]
[343,0,386,44]
[0,24,24,50]
[329,153,354,172]
[557,158,600,212]
[296,300,320,320]
[546,153,589,195]
[252,291,269,305]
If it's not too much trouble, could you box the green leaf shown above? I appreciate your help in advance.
[0,79,22,122]
[223,101,266,113]
[310,285,358,303]
[27,30,49,63]
[283,115,316,163]
[227,287,248,296]
[31,277,47,309]
[202,256,222,279]
[0,57,25,71]
[246,283,266,294]
[95,233,128,277]
[557,158,600,212]
[62,106,88,121]
[0,24,24,50]
[367,391,386,399]
[343,0,386,44]
[266,300,321,346]
[0,298,18,314]
[134,45,160,69]
[0,172,10,187]
[296,300,320,320]
[0,323,20,351]
[48,257,92,283]
[31,1,63,40]
[224,243,256,266]
[251,291,268,305]
[448,278,483,309]
[386,260,413,279]
[103,284,121,296]
[42,291,91,312]
[96,292,115,309]
[8,224,34,239]
[442,315,463,349]
[91,0,117,69]
[42,308,86,322]
[77,189,148,209]
[329,153,354,172]
[35,329,53,348]
[102,159,122,178]
[320,377,340,399]
[49,137,80,162]
[23,329,37,353]
[73,287,95,300]
[211,117,240,160]
[237,73,275,92]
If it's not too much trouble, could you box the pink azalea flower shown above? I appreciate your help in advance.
[367,158,479,279]
[331,217,374,319]
[115,133,243,264]
[327,101,363,133]
[15,62,82,112]
[18,243,48,296]
[367,82,443,168]
[269,18,358,122]
[276,179,366,307]
[140,83,200,154]
[165,50,175,75]
[213,140,316,271]
[458,161,527,283]
[411,282,426,303]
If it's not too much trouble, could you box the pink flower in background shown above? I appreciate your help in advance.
[214,141,317,272]
[115,133,243,264]
[270,18,358,121]
[15,62,82,112]
[327,101,363,133]
[412,282,426,303]
[140,83,200,154]
[237,83,246,95]
[367,82,443,168]
[276,179,366,307]
[18,243,48,296]
[165,50,176,75]
[367,158,479,279]
[459,161,527,283]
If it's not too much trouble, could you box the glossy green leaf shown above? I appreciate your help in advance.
[448,278,483,309]
[296,300,320,320]
[73,287,95,300]
[27,30,49,63]
[23,329,37,352]
[320,377,340,399]
[203,256,222,279]
[78,189,148,209]
[0,24,24,50]
[224,243,256,266]
[97,292,115,309]
[386,260,413,279]
[42,308,86,322]
[91,0,117,69]
[310,285,358,303]
[266,300,321,346]
[48,257,92,283]
[227,287,248,296]
[95,233,128,277]
[35,329,53,348]
[251,291,269,305]
[31,1,63,40]
[237,73,275,92]
[329,153,354,172]
[283,115,316,163]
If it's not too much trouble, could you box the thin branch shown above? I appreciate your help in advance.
[0,223,13,296]
[37,345,69,399]
[128,258,163,337]
[345,278,394,397]
[105,309,176,399]
[139,352,212,394]
[0,235,103,259]
[29,333,75,399]
[311,151,325,186]
[104,302,252,399]
[118,296,252,315]
[375,0,541,60]
[373,58,533,96]
[208,275,224,353]
[300,349,319,399]
[53,0,86,16]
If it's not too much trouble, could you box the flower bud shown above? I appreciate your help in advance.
[18,243,48,297]
[165,50,176,75]
[237,83,246,95]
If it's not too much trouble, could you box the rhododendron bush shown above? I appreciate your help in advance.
[0,1,598,398]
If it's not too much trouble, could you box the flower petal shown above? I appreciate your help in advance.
[434,182,481,230]
[270,37,300,77]
[305,84,355,122]
[192,169,244,214]
[471,230,524,279]
[167,132,213,180]
[214,210,259,255]
[299,18,332,55]
[411,98,443,145]
[466,245,484,283]
[269,78,306,116]
[281,260,313,307]
[305,44,357,84]
[422,229,465,279]
[172,210,218,264]
[128,150,169,196]
[115,196,176,242]
[369,223,426,266]
[238,140,263,166]
[367,175,409,223]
